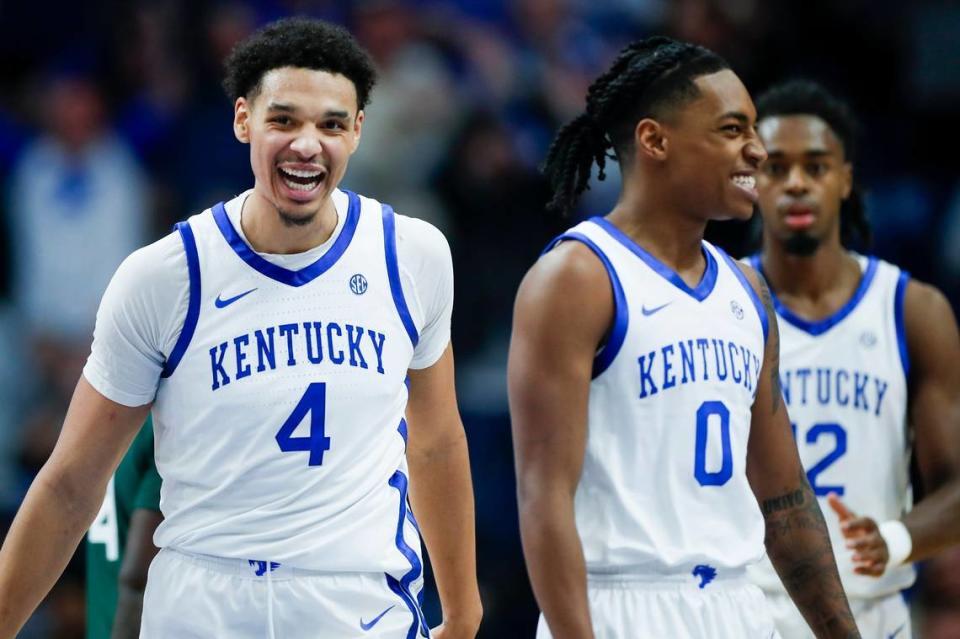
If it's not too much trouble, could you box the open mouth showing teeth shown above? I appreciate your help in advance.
[731,175,756,190]
[278,167,324,192]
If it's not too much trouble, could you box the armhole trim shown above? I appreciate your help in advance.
[381,203,420,349]
[161,221,201,378]
[894,270,911,379]
[544,231,628,379]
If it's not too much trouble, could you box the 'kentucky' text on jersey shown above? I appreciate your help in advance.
[545,217,769,579]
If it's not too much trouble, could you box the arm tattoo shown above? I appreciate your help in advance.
[763,470,860,638]
[756,273,783,415]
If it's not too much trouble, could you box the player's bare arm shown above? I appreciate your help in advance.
[830,280,960,576]
[740,264,860,639]
[508,241,612,639]
[111,509,162,639]
[406,345,482,638]
[0,377,150,638]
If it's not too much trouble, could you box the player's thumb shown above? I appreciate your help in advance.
[827,492,855,522]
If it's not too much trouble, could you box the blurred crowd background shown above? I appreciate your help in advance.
[0,0,958,636]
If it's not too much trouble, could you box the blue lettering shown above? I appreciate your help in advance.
[662,344,676,390]
[796,368,812,405]
[278,323,299,366]
[816,368,831,405]
[712,339,729,381]
[781,370,792,406]
[696,338,710,381]
[255,328,276,372]
[752,354,761,391]
[346,324,369,369]
[368,330,386,374]
[739,346,752,391]
[874,378,889,417]
[679,339,696,384]
[727,342,742,384]
[234,335,251,380]
[210,343,230,390]
[326,323,345,365]
[853,373,869,411]
[303,322,324,364]
[638,351,658,398]
[836,369,850,406]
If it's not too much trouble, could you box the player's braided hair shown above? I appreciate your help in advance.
[755,79,872,248]
[541,37,730,217]
[222,17,377,109]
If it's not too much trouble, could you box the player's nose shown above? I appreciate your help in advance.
[289,131,322,158]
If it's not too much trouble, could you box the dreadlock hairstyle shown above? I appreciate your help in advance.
[541,37,730,217]
[755,79,872,248]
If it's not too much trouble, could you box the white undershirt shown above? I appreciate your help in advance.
[83,189,453,407]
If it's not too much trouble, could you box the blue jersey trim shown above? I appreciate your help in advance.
[161,221,201,378]
[543,231,628,379]
[387,470,429,638]
[717,248,769,344]
[211,190,361,287]
[763,256,880,336]
[381,203,420,349]
[894,270,911,379]
[589,216,718,301]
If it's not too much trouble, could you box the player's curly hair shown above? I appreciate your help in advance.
[222,17,376,110]
[541,37,730,217]
[755,79,872,248]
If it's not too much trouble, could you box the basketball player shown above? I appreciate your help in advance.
[746,79,960,638]
[509,38,860,638]
[0,18,482,639]
[86,418,161,639]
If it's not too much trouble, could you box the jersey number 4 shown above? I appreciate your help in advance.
[276,383,331,466]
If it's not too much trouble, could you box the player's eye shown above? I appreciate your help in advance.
[763,162,787,177]
[721,124,743,135]
[270,115,292,126]
[806,162,826,177]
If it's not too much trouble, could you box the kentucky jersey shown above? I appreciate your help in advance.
[150,189,423,582]
[746,254,913,600]
[547,217,769,576]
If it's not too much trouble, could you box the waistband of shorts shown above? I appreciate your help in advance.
[164,547,335,580]
[587,566,748,589]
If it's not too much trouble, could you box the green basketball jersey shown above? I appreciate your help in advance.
[85,417,161,639]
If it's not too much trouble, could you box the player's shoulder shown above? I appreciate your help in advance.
[393,212,452,269]
[112,230,188,291]
[519,231,613,311]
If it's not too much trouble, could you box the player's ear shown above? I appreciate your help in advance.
[234,97,251,144]
[349,110,364,155]
[635,118,667,162]
[840,161,853,200]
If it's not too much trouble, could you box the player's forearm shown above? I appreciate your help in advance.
[110,586,146,639]
[0,470,103,637]
[763,471,859,639]
[517,487,594,639]
[407,427,482,631]
[901,478,960,562]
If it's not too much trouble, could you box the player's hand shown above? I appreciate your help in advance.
[827,492,889,577]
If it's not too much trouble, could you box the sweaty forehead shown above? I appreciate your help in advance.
[758,115,843,158]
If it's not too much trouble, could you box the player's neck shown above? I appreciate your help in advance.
[240,191,339,255]
[607,189,708,282]
[761,239,859,302]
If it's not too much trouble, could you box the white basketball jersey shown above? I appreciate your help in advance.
[746,254,913,600]
[150,190,425,599]
[548,218,769,579]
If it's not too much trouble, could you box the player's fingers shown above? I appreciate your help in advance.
[840,516,877,536]
[827,492,855,521]
[852,560,885,577]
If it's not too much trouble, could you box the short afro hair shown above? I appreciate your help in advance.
[222,17,377,110]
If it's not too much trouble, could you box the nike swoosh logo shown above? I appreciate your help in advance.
[215,288,257,308]
[888,623,906,639]
[360,605,395,631]
[641,302,671,316]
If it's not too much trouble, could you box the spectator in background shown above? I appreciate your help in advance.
[7,67,148,401]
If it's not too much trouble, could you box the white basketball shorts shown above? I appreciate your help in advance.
[140,548,430,638]
[536,569,780,639]
[764,589,911,639]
